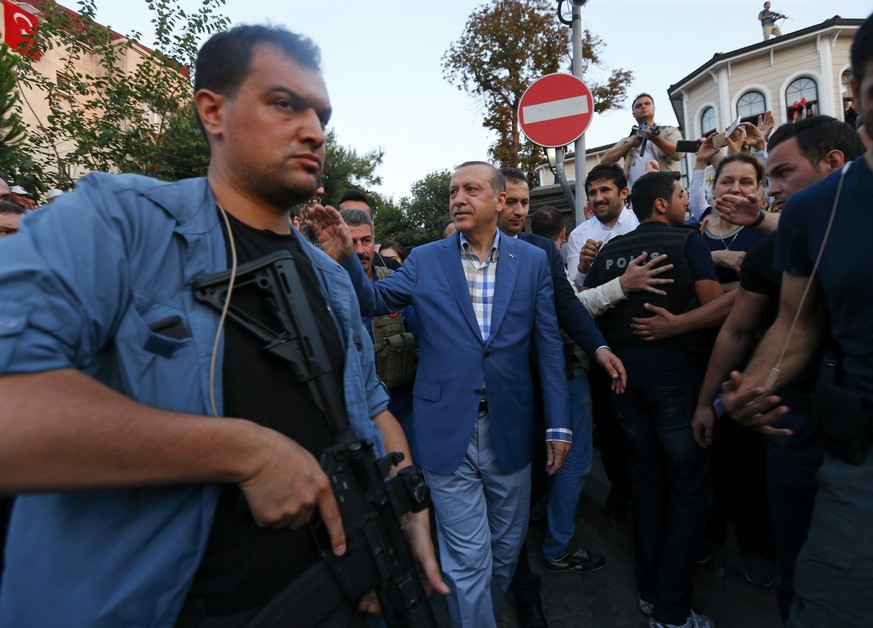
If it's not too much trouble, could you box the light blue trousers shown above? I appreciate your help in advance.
[424,411,531,628]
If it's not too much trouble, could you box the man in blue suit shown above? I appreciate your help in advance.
[311,161,570,627]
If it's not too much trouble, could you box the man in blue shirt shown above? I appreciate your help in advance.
[0,24,445,626]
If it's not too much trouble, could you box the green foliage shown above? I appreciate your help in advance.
[372,198,405,241]
[442,0,633,180]
[321,128,384,205]
[388,170,452,247]
[0,45,47,195]
[13,0,227,186]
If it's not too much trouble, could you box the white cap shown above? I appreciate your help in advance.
[46,188,63,200]
[10,185,32,197]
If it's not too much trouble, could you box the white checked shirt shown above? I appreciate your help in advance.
[459,230,500,342]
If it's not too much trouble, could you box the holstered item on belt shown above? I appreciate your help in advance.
[372,315,418,389]
[814,349,872,466]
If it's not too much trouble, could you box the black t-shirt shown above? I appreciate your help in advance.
[182,211,345,620]
[739,233,817,411]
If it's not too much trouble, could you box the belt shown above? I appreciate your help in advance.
[478,399,488,413]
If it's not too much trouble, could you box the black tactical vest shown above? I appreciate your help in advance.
[593,225,697,347]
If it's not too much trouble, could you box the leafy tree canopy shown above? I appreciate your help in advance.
[321,128,384,206]
[0,45,45,195]
[11,0,228,190]
[442,0,633,180]
[387,169,452,247]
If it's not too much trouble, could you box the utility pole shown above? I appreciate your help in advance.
[570,1,587,226]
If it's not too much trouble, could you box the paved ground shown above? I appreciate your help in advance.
[429,451,782,627]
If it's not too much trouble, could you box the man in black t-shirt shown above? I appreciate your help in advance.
[723,18,873,623]
[692,115,864,620]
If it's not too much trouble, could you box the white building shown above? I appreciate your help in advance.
[532,16,863,226]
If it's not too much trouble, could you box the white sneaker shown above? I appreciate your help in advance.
[639,598,654,617]
[649,610,714,628]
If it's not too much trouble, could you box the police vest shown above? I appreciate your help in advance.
[594,225,697,347]
[372,265,418,389]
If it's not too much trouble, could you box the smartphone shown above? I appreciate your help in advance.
[725,116,742,138]
[676,140,702,153]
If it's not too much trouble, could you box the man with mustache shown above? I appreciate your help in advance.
[342,207,418,432]
[312,161,570,627]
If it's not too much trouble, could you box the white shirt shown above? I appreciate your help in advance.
[566,207,640,289]
[627,139,657,190]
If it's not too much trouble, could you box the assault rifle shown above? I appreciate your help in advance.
[193,251,436,628]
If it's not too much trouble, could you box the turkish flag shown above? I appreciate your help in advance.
[3,1,40,60]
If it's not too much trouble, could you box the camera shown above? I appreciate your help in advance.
[630,123,661,156]
[631,123,661,139]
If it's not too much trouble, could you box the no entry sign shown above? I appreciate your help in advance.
[518,73,594,147]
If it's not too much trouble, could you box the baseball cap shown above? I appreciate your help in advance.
[46,188,63,200]
[10,186,33,198]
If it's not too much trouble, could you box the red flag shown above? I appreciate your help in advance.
[4,1,40,60]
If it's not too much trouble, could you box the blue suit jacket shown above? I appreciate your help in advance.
[517,231,607,359]
[343,231,570,474]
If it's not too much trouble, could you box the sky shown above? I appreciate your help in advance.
[56,0,872,200]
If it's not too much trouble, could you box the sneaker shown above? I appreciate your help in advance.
[649,610,713,628]
[543,547,605,573]
[695,540,722,565]
[689,611,714,628]
[743,553,775,588]
[639,598,654,617]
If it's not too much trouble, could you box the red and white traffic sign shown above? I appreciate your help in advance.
[518,73,593,148]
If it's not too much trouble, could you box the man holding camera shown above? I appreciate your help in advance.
[602,93,684,191]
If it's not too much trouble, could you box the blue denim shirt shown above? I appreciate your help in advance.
[0,173,388,626]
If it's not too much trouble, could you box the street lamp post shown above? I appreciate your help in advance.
[555,0,590,226]
[570,0,587,227]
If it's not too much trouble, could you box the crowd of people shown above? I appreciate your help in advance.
[0,12,872,628]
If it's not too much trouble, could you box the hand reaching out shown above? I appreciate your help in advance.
[306,204,353,262]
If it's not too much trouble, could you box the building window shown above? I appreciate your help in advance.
[700,107,716,136]
[786,78,818,122]
[55,72,72,97]
[737,91,766,119]
[58,159,75,181]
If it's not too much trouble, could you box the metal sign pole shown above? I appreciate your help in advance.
[571,2,587,226]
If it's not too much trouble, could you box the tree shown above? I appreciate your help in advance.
[321,128,384,205]
[372,199,405,242]
[394,170,452,247]
[0,45,47,195]
[12,0,228,187]
[442,0,633,179]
